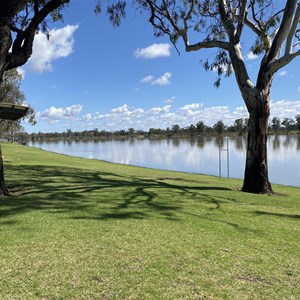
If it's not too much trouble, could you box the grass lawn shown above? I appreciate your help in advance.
[0,142,299,299]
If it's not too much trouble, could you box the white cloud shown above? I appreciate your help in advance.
[147,105,171,115]
[134,43,171,59]
[82,113,92,121]
[17,67,26,79]
[25,24,79,73]
[140,72,172,86]
[33,100,300,133]
[246,52,258,60]
[179,103,202,111]
[164,96,175,104]
[110,104,128,114]
[141,75,154,83]
[152,72,172,86]
[39,104,82,122]
[278,70,287,76]
[270,100,300,120]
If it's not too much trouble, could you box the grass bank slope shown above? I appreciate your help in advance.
[1,143,299,299]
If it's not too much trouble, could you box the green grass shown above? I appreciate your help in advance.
[0,143,299,299]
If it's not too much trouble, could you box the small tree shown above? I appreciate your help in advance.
[295,114,300,131]
[135,0,300,193]
[271,117,281,134]
[213,120,225,135]
[172,124,181,135]
[188,124,197,135]
[281,117,295,133]
[196,121,206,135]
[234,118,245,135]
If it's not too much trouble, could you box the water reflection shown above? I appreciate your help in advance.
[29,134,300,187]
[235,136,245,151]
[272,135,280,150]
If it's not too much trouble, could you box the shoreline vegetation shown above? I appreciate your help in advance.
[4,116,300,143]
[14,128,300,143]
[0,143,299,299]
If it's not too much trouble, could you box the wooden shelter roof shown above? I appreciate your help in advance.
[0,103,29,121]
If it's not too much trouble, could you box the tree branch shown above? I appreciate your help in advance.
[182,0,196,45]
[244,15,262,34]
[186,40,230,52]
[10,25,23,35]
[235,0,247,40]
[7,0,70,71]
[285,2,300,55]
[218,0,235,40]
[267,0,298,62]
[271,49,300,73]
[146,0,181,54]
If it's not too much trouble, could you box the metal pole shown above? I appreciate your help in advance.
[219,139,221,178]
[227,139,229,178]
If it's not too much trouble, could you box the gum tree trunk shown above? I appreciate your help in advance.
[227,40,275,194]
[242,93,273,194]
[0,145,11,196]
[0,20,12,82]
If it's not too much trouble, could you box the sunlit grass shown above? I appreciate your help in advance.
[0,143,299,299]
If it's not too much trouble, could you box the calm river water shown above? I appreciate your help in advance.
[29,134,300,187]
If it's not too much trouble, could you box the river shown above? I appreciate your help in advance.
[29,134,300,188]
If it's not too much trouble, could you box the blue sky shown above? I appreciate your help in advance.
[19,1,300,133]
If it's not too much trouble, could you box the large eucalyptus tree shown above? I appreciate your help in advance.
[136,0,300,193]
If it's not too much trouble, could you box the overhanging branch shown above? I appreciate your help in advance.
[186,40,230,52]
[7,0,70,71]
[235,0,247,40]
[267,0,298,62]
[270,49,300,73]
[285,2,300,55]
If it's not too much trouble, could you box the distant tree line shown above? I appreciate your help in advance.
[6,114,300,143]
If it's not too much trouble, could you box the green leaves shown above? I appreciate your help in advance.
[107,1,126,27]
[202,49,232,88]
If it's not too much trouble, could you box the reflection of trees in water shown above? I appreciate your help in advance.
[283,135,291,148]
[65,139,73,145]
[235,136,246,151]
[197,136,205,148]
[189,137,197,147]
[216,136,224,148]
[149,139,163,146]
[272,135,280,150]
[297,135,300,150]
[172,138,181,147]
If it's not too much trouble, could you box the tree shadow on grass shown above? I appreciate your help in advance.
[0,163,254,232]
[254,211,300,219]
